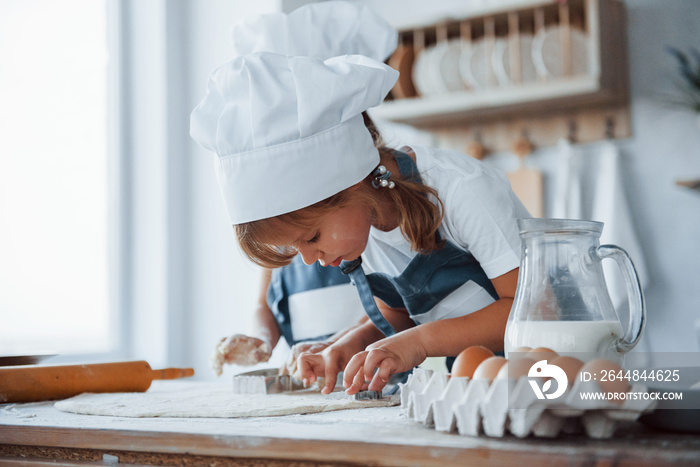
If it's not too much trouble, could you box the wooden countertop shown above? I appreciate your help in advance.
[1,382,699,466]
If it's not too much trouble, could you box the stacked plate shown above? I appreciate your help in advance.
[408,26,589,97]
[532,26,589,79]
[493,34,537,85]
[413,39,471,96]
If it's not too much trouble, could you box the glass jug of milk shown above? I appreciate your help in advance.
[504,218,645,361]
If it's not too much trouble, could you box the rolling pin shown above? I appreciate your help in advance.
[0,360,194,403]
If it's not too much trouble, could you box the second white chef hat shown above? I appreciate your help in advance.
[190,53,398,224]
[230,1,397,61]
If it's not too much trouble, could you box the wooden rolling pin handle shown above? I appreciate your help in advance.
[152,368,195,380]
[0,361,195,403]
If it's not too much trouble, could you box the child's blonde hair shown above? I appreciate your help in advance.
[235,114,444,268]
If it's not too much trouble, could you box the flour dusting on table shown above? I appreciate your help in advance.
[54,384,398,418]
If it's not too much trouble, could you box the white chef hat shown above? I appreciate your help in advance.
[190,52,398,224]
[230,1,397,61]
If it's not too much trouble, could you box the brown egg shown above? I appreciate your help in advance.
[507,346,533,360]
[472,356,508,383]
[496,357,537,381]
[451,345,495,378]
[527,347,559,362]
[550,356,585,385]
[578,358,630,404]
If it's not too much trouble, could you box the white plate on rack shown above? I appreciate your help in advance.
[532,26,589,79]
[411,46,430,97]
[460,38,497,89]
[412,45,439,97]
[493,34,537,86]
[433,39,470,93]
[426,42,451,94]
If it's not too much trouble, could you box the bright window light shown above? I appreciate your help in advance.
[0,0,111,356]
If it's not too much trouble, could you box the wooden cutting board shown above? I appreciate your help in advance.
[388,43,417,99]
[507,166,544,218]
[508,136,544,218]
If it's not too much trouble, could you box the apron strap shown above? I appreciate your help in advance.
[339,258,396,337]
[393,148,422,183]
[338,150,423,337]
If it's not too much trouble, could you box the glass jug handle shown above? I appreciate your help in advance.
[595,245,646,353]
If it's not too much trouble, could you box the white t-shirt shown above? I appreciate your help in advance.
[361,145,530,324]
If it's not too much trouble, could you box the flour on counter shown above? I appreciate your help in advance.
[0,404,37,419]
[54,384,398,418]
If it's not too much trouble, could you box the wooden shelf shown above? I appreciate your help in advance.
[376,0,630,140]
[372,76,607,126]
[387,0,564,30]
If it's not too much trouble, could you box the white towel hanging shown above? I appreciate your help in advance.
[590,140,648,310]
[552,138,648,311]
[552,139,583,219]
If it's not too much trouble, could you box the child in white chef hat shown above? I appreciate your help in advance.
[191,10,529,397]
[209,2,399,378]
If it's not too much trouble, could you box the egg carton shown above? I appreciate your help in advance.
[399,368,657,439]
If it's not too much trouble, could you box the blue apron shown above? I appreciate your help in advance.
[339,151,500,369]
[268,256,354,347]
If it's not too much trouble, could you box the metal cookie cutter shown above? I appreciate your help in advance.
[354,390,383,401]
[232,368,305,394]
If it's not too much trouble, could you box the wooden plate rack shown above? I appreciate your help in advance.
[371,0,630,153]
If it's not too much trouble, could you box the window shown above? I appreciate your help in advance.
[0,0,114,357]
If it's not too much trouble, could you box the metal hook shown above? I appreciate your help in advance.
[567,119,578,143]
[605,116,615,139]
[467,129,485,160]
[513,129,533,160]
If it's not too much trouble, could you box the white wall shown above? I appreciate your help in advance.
[620,0,700,353]
[117,0,283,379]
[125,0,699,380]
[183,0,287,380]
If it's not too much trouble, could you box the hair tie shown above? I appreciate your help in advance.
[371,165,395,189]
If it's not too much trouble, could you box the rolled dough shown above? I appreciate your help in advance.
[54,383,398,418]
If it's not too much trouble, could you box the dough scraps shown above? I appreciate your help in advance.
[54,384,398,418]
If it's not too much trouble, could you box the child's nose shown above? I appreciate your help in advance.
[297,246,319,265]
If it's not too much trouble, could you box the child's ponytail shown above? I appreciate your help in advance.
[371,148,444,254]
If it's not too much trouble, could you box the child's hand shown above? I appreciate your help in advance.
[209,334,271,376]
[297,344,358,395]
[342,333,427,395]
[279,341,331,378]
[291,341,332,359]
